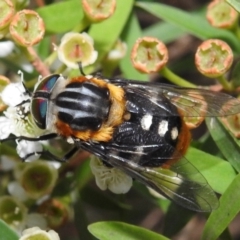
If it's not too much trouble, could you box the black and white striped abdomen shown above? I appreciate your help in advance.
[55,81,110,131]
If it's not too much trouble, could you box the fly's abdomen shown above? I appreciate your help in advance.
[55,81,110,131]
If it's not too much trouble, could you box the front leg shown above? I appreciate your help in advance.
[0,133,58,143]
[21,146,79,162]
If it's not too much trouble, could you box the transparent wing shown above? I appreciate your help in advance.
[111,79,240,117]
[106,152,218,212]
[77,136,218,212]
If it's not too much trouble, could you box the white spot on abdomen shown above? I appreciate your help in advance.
[141,114,153,130]
[171,127,178,140]
[158,120,168,136]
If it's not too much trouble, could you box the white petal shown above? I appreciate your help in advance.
[0,41,14,57]
[0,116,13,139]
[48,230,61,240]
[108,169,132,194]
[21,227,60,240]
[8,181,28,202]
[60,32,78,43]
[1,83,28,106]
[16,140,43,161]
[81,32,94,45]
[90,157,132,194]
[82,50,98,67]
[21,227,41,236]
[0,155,16,171]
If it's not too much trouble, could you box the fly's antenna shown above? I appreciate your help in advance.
[18,70,32,97]
[77,62,86,76]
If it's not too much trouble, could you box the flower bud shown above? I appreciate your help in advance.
[0,0,15,30]
[131,37,169,74]
[221,99,240,138]
[82,0,116,22]
[0,196,27,230]
[195,39,233,78]
[10,10,45,47]
[37,199,69,229]
[57,32,98,69]
[206,0,238,29]
[19,161,58,199]
[173,91,207,129]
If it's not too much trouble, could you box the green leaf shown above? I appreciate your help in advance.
[206,118,240,172]
[202,173,240,240]
[89,0,134,60]
[0,220,18,240]
[231,61,240,87]
[37,36,51,59]
[88,221,170,240]
[226,0,240,12]
[136,2,240,52]
[37,0,83,33]
[186,147,236,194]
[121,13,148,80]
[142,22,186,43]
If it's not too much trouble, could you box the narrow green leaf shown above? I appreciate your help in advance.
[37,36,51,59]
[37,0,83,33]
[206,117,240,172]
[226,0,240,12]
[88,221,170,240]
[186,147,236,194]
[142,22,186,43]
[89,0,134,60]
[0,220,18,240]
[202,173,240,240]
[231,61,240,87]
[136,2,240,52]
[121,13,148,80]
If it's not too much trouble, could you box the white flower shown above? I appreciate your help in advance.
[0,78,41,139]
[90,157,132,194]
[0,76,45,161]
[1,81,29,106]
[16,140,43,161]
[20,227,60,240]
[57,32,98,69]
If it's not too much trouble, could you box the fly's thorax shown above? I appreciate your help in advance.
[54,80,111,131]
[52,76,126,142]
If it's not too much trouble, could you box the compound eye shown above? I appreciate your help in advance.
[31,98,48,129]
[31,74,60,129]
[34,74,60,92]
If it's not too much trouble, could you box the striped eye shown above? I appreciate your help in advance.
[31,74,60,129]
